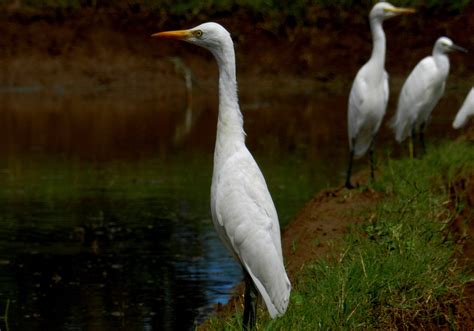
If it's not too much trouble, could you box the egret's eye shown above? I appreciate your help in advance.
[194,30,203,38]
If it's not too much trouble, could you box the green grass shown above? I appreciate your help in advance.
[205,140,473,330]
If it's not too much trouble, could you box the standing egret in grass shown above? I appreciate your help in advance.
[453,87,474,129]
[152,23,291,329]
[345,2,415,189]
[391,37,467,157]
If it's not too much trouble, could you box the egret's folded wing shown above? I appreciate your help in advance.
[214,150,291,317]
[393,57,440,141]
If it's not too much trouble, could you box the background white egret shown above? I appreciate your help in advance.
[453,87,474,129]
[345,2,415,189]
[391,37,467,157]
[152,23,291,329]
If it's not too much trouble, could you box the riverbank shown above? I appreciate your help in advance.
[203,134,474,329]
[0,2,473,90]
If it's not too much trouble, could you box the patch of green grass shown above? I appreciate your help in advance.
[205,140,473,330]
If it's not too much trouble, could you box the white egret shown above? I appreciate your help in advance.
[453,87,474,129]
[345,2,415,189]
[152,23,291,329]
[391,37,467,157]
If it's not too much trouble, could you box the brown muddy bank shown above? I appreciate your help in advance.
[0,3,473,90]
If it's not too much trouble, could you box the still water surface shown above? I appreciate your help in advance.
[0,81,346,330]
[0,76,466,330]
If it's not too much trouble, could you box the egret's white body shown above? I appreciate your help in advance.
[392,37,465,142]
[453,87,474,129]
[348,15,388,158]
[152,23,290,323]
[345,2,415,188]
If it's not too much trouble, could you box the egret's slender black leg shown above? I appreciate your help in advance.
[242,269,257,330]
[369,139,376,181]
[419,123,426,156]
[345,148,355,189]
[410,127,417,159]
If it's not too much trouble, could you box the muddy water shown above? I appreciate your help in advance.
[0,76,467,330]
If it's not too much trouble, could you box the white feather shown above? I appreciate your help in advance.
[453,87,474,129]
[173,22,292,318]
[349,66,389,157]
[391,37,456,141]
[347,2,410,158]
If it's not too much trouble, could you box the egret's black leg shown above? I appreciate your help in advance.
[369,140,375,181]
[345,148,355,189]
[410,127,417,159]
[242,270,257,330]
[419,123,426,156]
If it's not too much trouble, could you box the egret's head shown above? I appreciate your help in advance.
[370,2,416,21]
[151,22,232,53]
[435,37,468,54]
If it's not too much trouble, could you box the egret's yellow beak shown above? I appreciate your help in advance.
[384,7,416,14]
[151,30,191,40]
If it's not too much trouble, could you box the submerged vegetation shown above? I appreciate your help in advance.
[206,140,474,329]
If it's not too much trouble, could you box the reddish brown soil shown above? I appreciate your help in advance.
[448,168,474,330]
[281,178,381,278]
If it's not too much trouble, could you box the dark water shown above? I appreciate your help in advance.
[0,75,468,330]
[0,156,245,330]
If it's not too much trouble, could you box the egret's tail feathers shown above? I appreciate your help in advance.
[453,112,467,129]
[244,261,291,318]
[239,231,291,318]
[396,123,411,143]
[390,115,409,143]
[453,87,474,129]
[353,135,372,158]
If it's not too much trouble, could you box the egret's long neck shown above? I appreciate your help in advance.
[211,40,245,167]
[368,18,386,79]
[432,48,450,79]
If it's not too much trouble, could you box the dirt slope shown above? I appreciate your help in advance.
[449,169,474,329]
[281,182,381,278]
[205,149,474,329]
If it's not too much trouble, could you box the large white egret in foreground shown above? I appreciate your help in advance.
[391,37,467,157]
[345,2,415,189]
[152,23,291,329]
[453,87,474,129]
